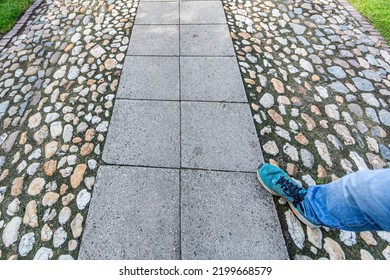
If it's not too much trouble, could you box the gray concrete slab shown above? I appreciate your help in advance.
[136,2,179,25]
[128,25,179,56]
[180,57,246,102]
[118,56,179,100]
[181,102,262,172]
[180,25,234,56]
[103,100,180,168]
[180,1,226,24]
[79,166,180,259]
[181,169,289,259]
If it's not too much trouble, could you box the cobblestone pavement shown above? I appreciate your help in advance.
[222,0,390,259]
[0,0,138,259]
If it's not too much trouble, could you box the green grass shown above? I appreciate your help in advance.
[348,0,390,43]
[0,0,34,36]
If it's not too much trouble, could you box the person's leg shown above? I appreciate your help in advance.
[303,169,390,231]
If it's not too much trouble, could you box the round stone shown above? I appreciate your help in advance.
[76,189,91,210]
[59,207,72,225]
[34,247,53,260]
[259,93,275,108]
[2,217,22,247]
[27,178,45,195]
[19,232,35,257]
[53,227,67,248]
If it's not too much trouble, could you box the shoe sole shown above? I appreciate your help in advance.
[256,167,319,229]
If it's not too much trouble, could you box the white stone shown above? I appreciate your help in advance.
[2,217,22,247]
[59,254,74,260]
[339,230,357,246]
[41,224,53,241]
[90,45,106,58]
[0,187,7,204]
[63,124,73,143]
[325,104,340,120]
[360,249,375,260]
[285,210,305,249]
[34,247,53,260]
[45,113,60,123]
[50,121,63,138]
[7,198,20,216]
[349,151,369,170]
[68,66,80,80]
[283,143,299,161]
[324,237,345,260]
[315,140,333,167]
[53,227,67,248]
[59,207,72,225]
[263,140,279,155]
[259,93,275,108]
[377,231,390,243]
[71,33,81,43]
[299,58,313,72]
[307,227,322,249]
[360,231,377,246]
[96,121,108,132]
[71,213,84,238]
[19,232,35,257]
[28,178,45,195]
[383,246,390,260]
[27,162,40,176]
[76,189,91,210]
[275,126,291,141]
[53,67,66,79]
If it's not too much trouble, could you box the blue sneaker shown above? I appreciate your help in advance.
[257,163,319,228]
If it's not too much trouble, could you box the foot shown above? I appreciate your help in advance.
[257,163,319,228]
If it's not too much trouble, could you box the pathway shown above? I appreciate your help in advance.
[1,0,390,261]
[79,0,288,259]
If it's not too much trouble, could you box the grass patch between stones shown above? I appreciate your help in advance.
[0,0,35,36]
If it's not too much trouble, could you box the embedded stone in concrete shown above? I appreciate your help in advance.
[181,169,289,259]
[102,100,180,168]
[181,102,262,171]
[136,2,179,25]
[180,25,234,56]
[118,56,179,100]
[79,166,180,259]
[180,57,246,102]
[180,2,227,24]
[128,25,179,56]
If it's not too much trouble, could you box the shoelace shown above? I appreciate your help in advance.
[275,176,306,208]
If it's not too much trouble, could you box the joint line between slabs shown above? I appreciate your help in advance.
[178,0,182,260]
[100,163,257,174]
[125,55,235,57]
[115,97,249,104]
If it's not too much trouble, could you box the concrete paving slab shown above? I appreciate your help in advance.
[103,100,180,168]
[128,25,179,56]
[118,56,179,100]
[180,2,226,24]
[180,56,246,102]
[181,102,262,172]
[79,166,180,259]
[136,2,179,25]
[181,169,289,259]
[180,25,234,56]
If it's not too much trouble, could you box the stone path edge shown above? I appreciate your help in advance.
[337,0,390,52]
[0,0,44,53]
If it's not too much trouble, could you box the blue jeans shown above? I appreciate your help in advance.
[303,169,390,232]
